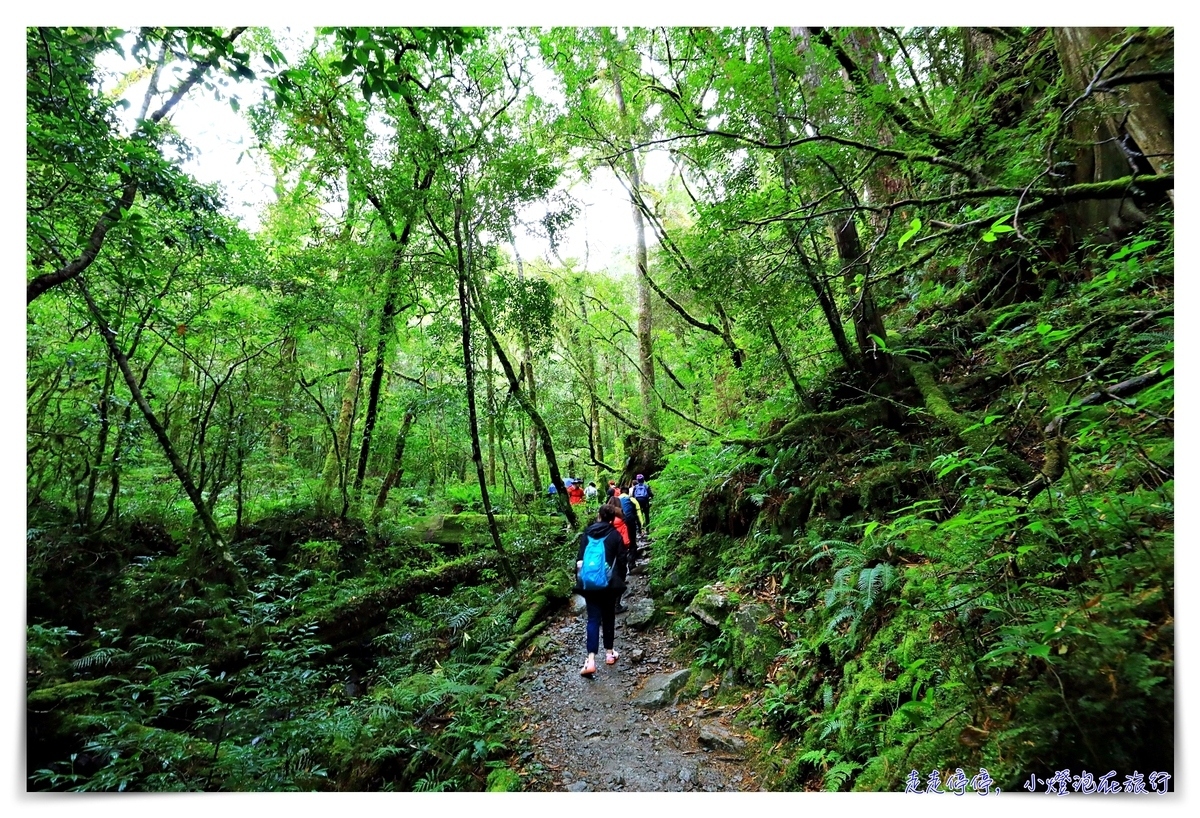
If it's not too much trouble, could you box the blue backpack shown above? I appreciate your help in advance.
[579,533,614,591]
[632,483,649,499]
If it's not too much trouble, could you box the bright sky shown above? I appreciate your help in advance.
[92,25,673,274]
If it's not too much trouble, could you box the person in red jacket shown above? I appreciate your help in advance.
[605,496,631,613]
[566,479,585,506]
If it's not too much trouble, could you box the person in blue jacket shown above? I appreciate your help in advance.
[631,473,654,533]
[574,504,627,677]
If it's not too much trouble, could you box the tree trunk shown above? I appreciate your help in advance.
[486,341,496,486]
[320,351,362,515]
[80,356,115,528]
[766,317,813,409]
[269,334,298,459]
[610,36,660,452]
[372,406,416,521]
[511,238,542,493]
[454,202,517,586]
[762,27,858,371]
[470,280,578,529]
[1052,27,1174,238]
[578,289,604,469]
[833,216,890,375]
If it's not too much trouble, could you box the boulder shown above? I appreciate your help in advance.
[698,723,748,755]
[632,669,691,709]
[728,602,782,684]
[686,585,733,627]
[624,597,656,629]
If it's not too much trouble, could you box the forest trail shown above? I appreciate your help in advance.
[512,536,764,792]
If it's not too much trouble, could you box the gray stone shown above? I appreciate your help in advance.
[632,669,692,709]
[571,594,587,614]
[679,767,695,784]
[698,723,748,755]
[630,648,646,663]
[624,598,656,629]
[567,781,589,792]
[685,585,733,627]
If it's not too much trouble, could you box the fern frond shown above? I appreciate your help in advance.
[71,646,129,670]
[823,760,861,792]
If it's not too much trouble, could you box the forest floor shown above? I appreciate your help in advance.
[511,536,765,792]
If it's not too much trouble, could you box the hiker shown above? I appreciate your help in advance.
[584,481,598,509]
[606,496,631,612]
[566,479,585,506]
[606,480,617,499]
[575,503,627,677]
[631,474,653,534]
[546,481,559,512]
[618,490,643,565]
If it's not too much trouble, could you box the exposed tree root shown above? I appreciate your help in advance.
[724,401,887,447]
[901,357,1035,484]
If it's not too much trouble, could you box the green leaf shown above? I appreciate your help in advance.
[897,217,922,250]
[229,97,240,113]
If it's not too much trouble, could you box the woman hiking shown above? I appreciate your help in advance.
[574,503,627,677]
[606,495,631,613]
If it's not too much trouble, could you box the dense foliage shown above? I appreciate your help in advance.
[27,26,1172,791]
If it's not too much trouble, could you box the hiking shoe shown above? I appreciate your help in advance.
[606,650,620,665]
[580,658,596,677]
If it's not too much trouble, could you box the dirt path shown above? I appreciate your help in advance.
[511,539,764,792]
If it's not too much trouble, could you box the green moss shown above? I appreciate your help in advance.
[486,767,522,791]
[28,677,120,708]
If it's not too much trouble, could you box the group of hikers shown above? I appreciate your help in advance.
[570,474,655,678]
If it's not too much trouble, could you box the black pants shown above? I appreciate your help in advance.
[585,591,617,654]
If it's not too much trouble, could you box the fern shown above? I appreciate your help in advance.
[72,646,129,670]
[824,760,861,792]
[798,748,831,765]
[858,563,897,608]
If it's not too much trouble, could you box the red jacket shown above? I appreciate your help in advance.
[567,484,585,505]
[612,515,630,547]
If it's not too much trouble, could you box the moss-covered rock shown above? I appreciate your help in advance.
[727,602,783,685]
[686,585,734,627]
[486,767,522,792]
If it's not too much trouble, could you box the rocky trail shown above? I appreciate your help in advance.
[511,536,764,792]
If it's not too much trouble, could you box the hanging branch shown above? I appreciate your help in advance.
[606,163,745,366]
[76,278,248,596]
[28,27,248,303]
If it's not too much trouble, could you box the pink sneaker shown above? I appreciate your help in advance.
[606,650,619,665]
[580,657,596,677]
